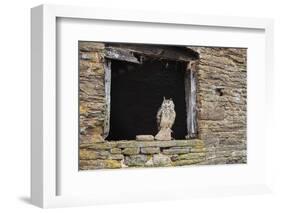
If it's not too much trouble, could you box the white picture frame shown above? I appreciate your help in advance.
[31,4,274,208]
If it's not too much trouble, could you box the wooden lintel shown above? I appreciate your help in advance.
[105,47,140,64]
[106,43,199,62]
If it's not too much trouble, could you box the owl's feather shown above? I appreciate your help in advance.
[156,107,162,130]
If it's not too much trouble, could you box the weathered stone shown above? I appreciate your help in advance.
[226,157,246,164]
[86,142,116,150]
[80,159,121,170]
[200,157,227,165]
[141,147,160,154]
[153,154,172,167]
[91,135,105,143]
[122,147,140,155]
[136,135,154,141]
[172,158,205,166]
[190,147,207,153]
[145,156,154,167]
[79,42,106,147]
[80,52,101,62]
[110,148,122,154]
[108,154,124,160]
[178,153,206,160]
[124,155,148,166]
[162,147,190,155]
[170,155,179,161]
[199,131,219,146]
[81,140,203,149]
[80,149,109,160]
[231,150,247,157]
[79,42,105,52]
[196,47,247,167]
[199,105,225,121]
[115,140,202,148]
[215,144,246,151]
[120,159,128,168]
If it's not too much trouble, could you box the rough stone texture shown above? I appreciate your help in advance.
[193,48,246,128]
[122,147,140,155]
[110,148,122,154]
[80,159,121,170]
[178,153,206,160]
[162,147,190,155]
[124,155,148,167]
[141,147,160,154]
[192,47,247,164]
[136,135,155,141]
[79,42,247,170]
[79,42,106,143]
[80,149,109,160]
[153,154,172,167]
[80,139,205,169]
[80,140,203,149]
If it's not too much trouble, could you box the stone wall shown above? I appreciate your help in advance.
[79,42,106,143]
[194,47,247,164]
[80,139,206,169]
[79,42,247,170]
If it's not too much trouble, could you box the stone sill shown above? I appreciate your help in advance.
[80,139,204,150]
[79,139,247,170]
[80,139,207,170]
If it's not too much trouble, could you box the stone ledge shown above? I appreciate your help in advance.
[79,140,247,170]
[80,139,206,169]
[80,139,204,150]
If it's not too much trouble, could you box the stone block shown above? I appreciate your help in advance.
[108,154,124,160]
[178,153,206,160]
[79,42,105,52]
[115,140,203,149]
[80,52,101,62]
[172,158,205,166]
[110,148,122,154]
[170,155,179,161]
[153,154,172,167]
[162,147,190,155]
[122,147,140,155]
[141,147,160,154]
[199,131,219,146]
[85,142,116,150]
[80,159,121,170]
[190,147,207,153]
[199,106,225,121]
[144,156,154,167]
[136,135,154,141]
[79,149,109,160]
[124,155,148,166]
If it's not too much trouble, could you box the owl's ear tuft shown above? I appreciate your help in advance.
[163,96,166,101]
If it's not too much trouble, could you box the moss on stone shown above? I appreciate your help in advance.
[80,159,121,170]
[122,147,140,155]
[172,158,205,166]
[110,148,122,154]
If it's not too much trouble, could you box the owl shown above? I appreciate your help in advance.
[156,97,176,131]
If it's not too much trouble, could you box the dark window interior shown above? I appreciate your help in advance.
[106,58,187,141]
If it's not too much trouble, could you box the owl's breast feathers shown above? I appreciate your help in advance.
[159,109,176,129]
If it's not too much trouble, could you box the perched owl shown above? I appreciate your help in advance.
[155,97,176,140]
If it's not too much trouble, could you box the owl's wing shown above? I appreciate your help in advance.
[171,111,176,125]
[156,108,162,127]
